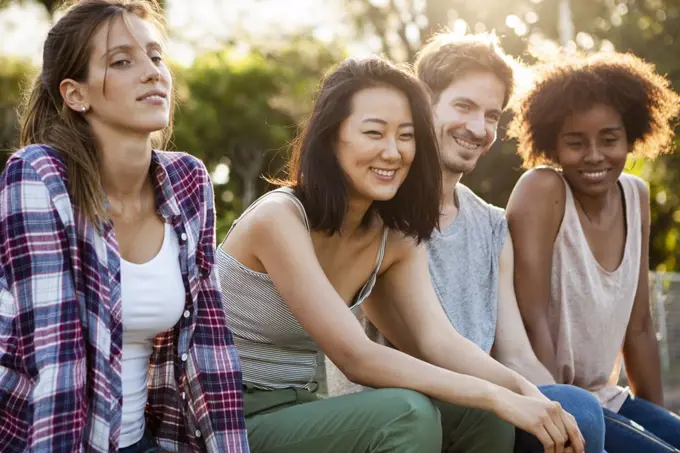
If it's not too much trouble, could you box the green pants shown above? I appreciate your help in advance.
[244,385,514,453]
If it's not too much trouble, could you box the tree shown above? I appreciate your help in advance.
[0,56,33,169]
[170,40,341,236]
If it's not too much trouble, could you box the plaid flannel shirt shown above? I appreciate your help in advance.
[0,145,249,453]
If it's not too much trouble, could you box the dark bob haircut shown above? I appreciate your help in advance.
[508,52,680,169]
[277,56,442,242]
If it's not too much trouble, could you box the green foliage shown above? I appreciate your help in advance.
[171,49,297,237]
[0,56,34,165]
[170,41,340,239]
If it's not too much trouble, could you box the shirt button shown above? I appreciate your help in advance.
[180,233,187,241]
[183,310,190,318]
[181,353,188,362]
[195,430,201,438]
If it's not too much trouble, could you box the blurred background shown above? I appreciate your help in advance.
[1,0,679,409]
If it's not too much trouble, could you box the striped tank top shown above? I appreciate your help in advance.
[217,187,389,390]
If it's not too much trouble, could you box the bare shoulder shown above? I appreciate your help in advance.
[512,167,566,204]
[222,191,308,247]
[378,228,425,273]
[507,167,566,223]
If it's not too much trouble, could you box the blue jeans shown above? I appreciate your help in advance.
[603,394,680,452]
[118,431,164,453]
[515,384,606,453]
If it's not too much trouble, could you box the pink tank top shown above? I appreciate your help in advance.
[550,170,642,411]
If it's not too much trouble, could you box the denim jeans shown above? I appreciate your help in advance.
[514,384,606,453]
[118,431,165,453]
[603,394,680,452]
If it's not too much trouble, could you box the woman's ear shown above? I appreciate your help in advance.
[60,78,90,113]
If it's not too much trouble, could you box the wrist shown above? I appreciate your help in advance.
[516,375,541,398]
[481,382,509,414]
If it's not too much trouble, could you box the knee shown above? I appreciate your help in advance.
[384,388,441,427]
[544,385,605,451]
[378,388,442,446]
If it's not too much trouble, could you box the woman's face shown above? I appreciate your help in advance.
[555,103,629,197]
[62,13,171,139]
[335,85,416,203]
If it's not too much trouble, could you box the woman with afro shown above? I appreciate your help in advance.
[506,52,680,453]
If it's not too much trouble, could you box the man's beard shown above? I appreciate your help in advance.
[442,154,476,175]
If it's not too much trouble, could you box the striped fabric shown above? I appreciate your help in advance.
[217,188,388,390]
[0,145,249,453]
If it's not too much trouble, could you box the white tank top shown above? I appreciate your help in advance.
[550,171,642,412]
[119,223,185,447]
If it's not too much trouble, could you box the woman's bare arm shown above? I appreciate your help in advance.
[506,168,566,377]
[622,178,664,405]
[493,233,557,386]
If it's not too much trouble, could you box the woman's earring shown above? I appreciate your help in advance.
[81,105,88,113]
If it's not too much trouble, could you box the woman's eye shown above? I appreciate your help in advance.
[111,59,130,67]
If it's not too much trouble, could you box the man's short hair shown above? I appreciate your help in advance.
[415,32,517,108]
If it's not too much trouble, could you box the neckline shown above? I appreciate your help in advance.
[438,186,465,238]
[120,223,171,268]
[217,227,388,309]
[565,177,629,275]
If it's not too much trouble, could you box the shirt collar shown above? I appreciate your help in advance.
[150,150,182,222]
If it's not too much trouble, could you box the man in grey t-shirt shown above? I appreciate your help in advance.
[416,32,605,452]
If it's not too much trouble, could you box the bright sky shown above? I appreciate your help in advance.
[0,0,349,65]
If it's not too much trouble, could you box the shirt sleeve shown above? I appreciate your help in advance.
[0,155,87,452]
[490,204,509,259]
[189,160,249,453]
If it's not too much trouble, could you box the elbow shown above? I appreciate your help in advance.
[327,338,379,384]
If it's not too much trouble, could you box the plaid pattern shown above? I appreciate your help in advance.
[0,145,249,453]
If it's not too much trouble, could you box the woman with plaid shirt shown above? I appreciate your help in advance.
[0,1,248,452]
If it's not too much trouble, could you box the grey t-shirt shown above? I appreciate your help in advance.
[427,184,507,353]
